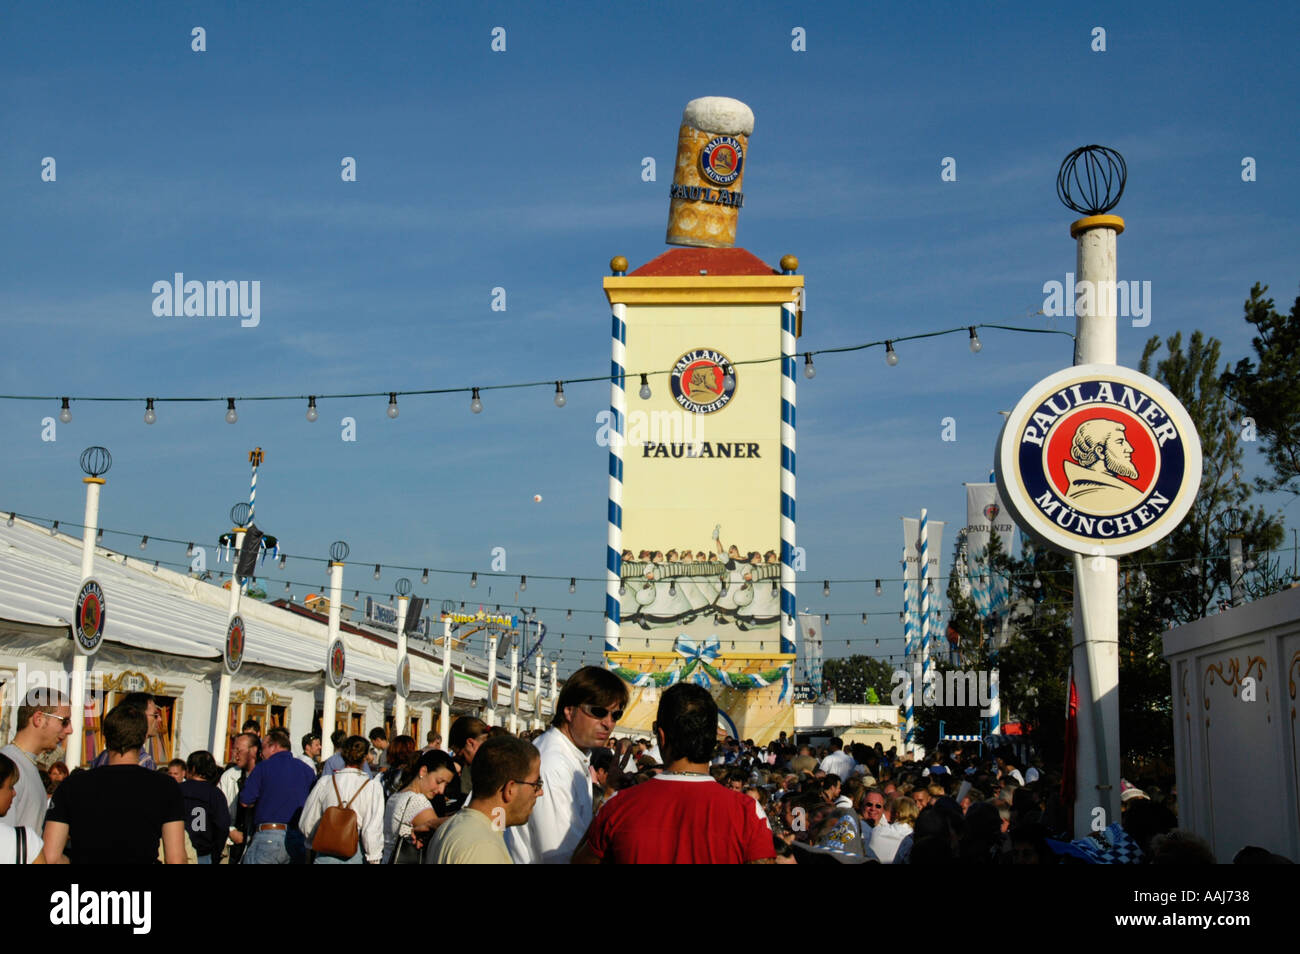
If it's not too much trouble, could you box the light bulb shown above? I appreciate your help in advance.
[421,569,429,584]
[723,372,735,391]
[387,392,399,419]
[306,396,318,422]
[862,613,868,624]
[566,609,572,620]
[804,353,816,379]
[519,575,527,592]
[371,564,380,580]
[638,373,651,400]
[5,513,13,528]
[823,580,830,597]
[470,572,478,588]
[144,398,156,425]
[471,388,483,414]
[885,342,899,366]
[225,398,238,424]
[875,579,882,595]
[554,382,566,408]
[58,398,72,424]
[968,327,982,353]
[139,535,148,551]
[278,554,286,569]
[569,577,576,594]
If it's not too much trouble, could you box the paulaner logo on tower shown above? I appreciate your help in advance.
[151,273,260,327]
[996,364,1202,556]
[50,885,151,934]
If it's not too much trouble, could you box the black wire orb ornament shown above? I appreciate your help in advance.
[395,577,412,597]
[329,540,350,563]
[1056,145,1127,216]
[230,502,252,527]
[79,446,112,478]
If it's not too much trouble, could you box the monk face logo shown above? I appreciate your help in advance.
[995,365,1202,556]
[700,136,744,186]
[983,503,999,522]
[670,349,736,414]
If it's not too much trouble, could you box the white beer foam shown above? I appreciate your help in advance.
[682,96,754,136]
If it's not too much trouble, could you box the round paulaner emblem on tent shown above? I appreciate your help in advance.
[225,615,246,675]
[396,656,411,698]
[442,667,456,702]
[995,364,1202,556]
[670,348,736,414]
[74,579,106,655]
[327,639,346,688]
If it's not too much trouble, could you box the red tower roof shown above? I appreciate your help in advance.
[630,247,778,277]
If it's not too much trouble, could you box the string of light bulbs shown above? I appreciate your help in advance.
[1,322,1072,424]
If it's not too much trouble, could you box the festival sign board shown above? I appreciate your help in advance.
[995,364,1202,556]
[74,579,106,656]
[224,615,245,675]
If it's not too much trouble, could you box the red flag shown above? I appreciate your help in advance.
[1061,666,1079,839]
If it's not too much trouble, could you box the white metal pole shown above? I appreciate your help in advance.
[211,527,245,755]
[322,561,344,740]
[1071,213,1124,836]
[394,595,409,733]
[509,640,519,734]
[485,634,498,727]
[534,652,543,731]
[439,616,451,743]
[68,477,103,769]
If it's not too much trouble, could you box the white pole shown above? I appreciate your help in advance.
[394,595,409,733]
[1071,213,1124,836]
[439,616,451,744]
[550,659,558,700]
[322,561,344,741]
[211,527,245,755]
[533,653,543,730]
[509,639,519,734]
[68,477,103,769]
[485,634,498,727]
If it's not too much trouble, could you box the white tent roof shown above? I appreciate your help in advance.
[0,516,506,698]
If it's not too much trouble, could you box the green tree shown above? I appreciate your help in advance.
[1221,283,1300,498]
[822,655,895,704]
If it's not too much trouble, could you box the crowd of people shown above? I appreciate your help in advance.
[0,675,1292,864]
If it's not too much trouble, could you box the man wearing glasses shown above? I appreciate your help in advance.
[506,666,628,864]
[0,689,73,834]
[428,735,542,864]
[91,692,164,770]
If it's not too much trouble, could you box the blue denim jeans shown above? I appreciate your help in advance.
[196,853,214,865]
[242,828,307,864]
[313,847,362,864]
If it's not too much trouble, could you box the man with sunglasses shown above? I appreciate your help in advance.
[506,666,628,864]
[1,689,73,835]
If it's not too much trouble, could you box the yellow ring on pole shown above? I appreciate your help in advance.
[82,477,106,485]
[1070,214,1126,238]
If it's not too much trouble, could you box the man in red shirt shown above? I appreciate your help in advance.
[573,684,775,864]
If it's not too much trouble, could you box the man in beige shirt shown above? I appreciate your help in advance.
[429,736,541,864]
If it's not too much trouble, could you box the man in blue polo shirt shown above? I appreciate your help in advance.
[240,726,315,864]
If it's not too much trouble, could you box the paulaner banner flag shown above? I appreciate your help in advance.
[797,612,824,695]
[964,483,1016,617]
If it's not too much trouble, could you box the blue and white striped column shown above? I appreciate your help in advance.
[249,459,257,524]
[919,508,932,704]
[902,548,915,752]
[605,290,627,656]
[779,288,798,658]
[988,667,1001,735]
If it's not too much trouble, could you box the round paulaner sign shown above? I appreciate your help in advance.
[995,364,1202,556]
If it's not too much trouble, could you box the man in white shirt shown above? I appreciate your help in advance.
[505,666,629,864]
[818,737,854,782]
[218,732,259,863]
[0,689,72,834]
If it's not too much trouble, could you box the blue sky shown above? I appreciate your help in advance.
[3,1,1297,675]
